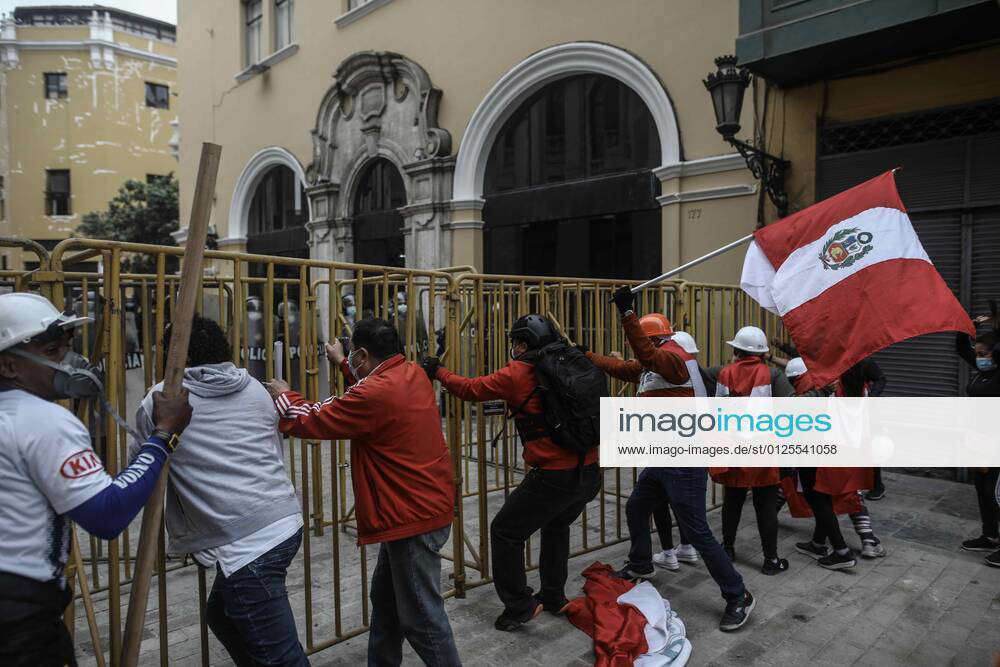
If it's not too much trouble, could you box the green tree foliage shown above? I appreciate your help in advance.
[76,174,179,273]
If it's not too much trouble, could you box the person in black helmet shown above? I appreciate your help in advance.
[421,315,601,632]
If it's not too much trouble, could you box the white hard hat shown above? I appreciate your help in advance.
[726,326,768,354]
[0,292,91,352]
[785,357,807,378]
[671,331,699,355]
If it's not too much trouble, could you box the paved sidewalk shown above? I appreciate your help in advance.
[329,471,1000,666]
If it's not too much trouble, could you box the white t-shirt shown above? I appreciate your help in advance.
[0,388,112,587]
[193,513,303,577]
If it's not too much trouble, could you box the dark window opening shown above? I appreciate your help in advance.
[44,73,67,100]
[483,74,661,279]
[352,158,406,269]
[45,170,71,216]
[247,165,306,237]
[145,83,169,109]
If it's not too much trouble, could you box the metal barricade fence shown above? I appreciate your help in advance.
[4,236,787,666]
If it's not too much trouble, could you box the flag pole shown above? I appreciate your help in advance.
[631,233,754,293]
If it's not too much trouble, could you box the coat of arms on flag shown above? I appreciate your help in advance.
[740,170,974,389]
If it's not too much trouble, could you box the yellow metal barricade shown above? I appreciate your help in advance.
[13,238,788,666]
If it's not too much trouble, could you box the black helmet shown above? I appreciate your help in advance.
[509,314,557,349]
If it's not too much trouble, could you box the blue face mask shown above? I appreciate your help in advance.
[345,306,357,318]
[976,357,996,372]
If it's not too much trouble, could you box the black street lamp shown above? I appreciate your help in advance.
[703,55,790,218]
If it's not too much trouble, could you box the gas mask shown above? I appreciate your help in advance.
[10,348,104,399]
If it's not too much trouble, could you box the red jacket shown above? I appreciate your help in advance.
[435,361,599,470]
[274,354,455,545]
[586,313,693,397]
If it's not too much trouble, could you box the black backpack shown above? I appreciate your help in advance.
[511,339,608,460]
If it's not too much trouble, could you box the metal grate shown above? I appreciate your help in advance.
[819,99,1000,155]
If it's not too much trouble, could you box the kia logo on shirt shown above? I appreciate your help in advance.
[60,450,103,479]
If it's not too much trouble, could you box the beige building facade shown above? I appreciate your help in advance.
[0,5,178,269]
[176,0,765,286]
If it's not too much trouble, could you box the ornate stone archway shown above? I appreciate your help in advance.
[305,51,454,270]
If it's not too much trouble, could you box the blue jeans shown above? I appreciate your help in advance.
[627,468,745,601]
[206,529,309,667]
[368,525,461,667]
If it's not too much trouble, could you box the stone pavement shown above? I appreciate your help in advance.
[75,471,1000,666]
[329,471,1000,667]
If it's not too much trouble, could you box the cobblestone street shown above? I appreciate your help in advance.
[76,470,1000,666]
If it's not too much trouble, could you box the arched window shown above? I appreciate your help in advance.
[246,165,307,261]
[483,74,661,279]
[353,158,406,268]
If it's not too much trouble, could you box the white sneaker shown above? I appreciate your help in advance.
[675,544,699,563]
[653,549,680,570]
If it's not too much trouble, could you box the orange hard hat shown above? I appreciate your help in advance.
[639,313,673,337]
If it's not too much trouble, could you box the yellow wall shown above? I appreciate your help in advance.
[178,0,763,284]
[0,24,177,268]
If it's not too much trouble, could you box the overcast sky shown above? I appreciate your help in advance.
[0,0,176,24]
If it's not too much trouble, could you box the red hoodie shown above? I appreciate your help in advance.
[274,354,455,545]
[435,361,599,470]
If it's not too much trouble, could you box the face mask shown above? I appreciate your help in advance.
[976,357,996,372]
[346,306,357,318]
[397,304,407,316]
[10,348,104,399]
[347,349,364,378]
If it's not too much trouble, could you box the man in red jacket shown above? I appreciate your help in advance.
[266,319,460,666]
[603,287,755,632]
[421,315,601,633]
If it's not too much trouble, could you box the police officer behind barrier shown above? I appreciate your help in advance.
[0,292,191,667]
[421,314,602,632]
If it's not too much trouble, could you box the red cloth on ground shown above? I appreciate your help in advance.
[564,562,649,666]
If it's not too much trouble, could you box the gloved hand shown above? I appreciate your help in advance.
[421,357,441,381]
[612,286,636,317]
[575,343,588,354]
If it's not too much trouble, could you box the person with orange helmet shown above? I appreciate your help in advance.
[594,287,755,633]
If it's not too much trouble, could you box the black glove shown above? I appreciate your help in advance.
[421,357,441,381]
[575,343,589,354]
[612,286,636,317]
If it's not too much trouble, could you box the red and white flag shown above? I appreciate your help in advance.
[740,171,974,389]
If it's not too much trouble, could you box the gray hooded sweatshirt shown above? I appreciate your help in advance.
[133,363,300,554]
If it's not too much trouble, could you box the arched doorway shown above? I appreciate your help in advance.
[245,164,308,261]
[483,73,662,279]
[352,158,406,268]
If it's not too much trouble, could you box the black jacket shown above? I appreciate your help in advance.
[956,332,1000,397]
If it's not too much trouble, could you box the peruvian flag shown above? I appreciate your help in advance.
[740,171,974,389]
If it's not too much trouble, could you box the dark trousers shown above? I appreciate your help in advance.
[206,530,309,667]
[652,501,689,550]
[368,525,460,667]
[973,468,1000,539]
[721,484,780,560]
[872,468,885,494]
[0,611,76,667]
[626,468,745,601]
[799,468,847,551]
[491,464,602,619]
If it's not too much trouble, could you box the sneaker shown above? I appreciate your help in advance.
[961,535,1000,552]
[985,549,1000,568]
[719,590,755,632]
[795,541,831,560]
[494,602,543,631]
[818,550,856,570]
[653,549,680,571]
[612,562,657,582]
[533,593,569,615]
[761,557,789,575]
[864,487,886,501]
[722,542,736,562]
[860,539,887,559]
[675,544,699,563]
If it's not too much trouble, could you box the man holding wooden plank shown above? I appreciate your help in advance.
[0,292,192,667]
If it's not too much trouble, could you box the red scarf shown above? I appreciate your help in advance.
[717,356,772,397]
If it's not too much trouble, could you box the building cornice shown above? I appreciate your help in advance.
[0,38,176,67]
[653,153,747,181]
[657,184,757,206]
